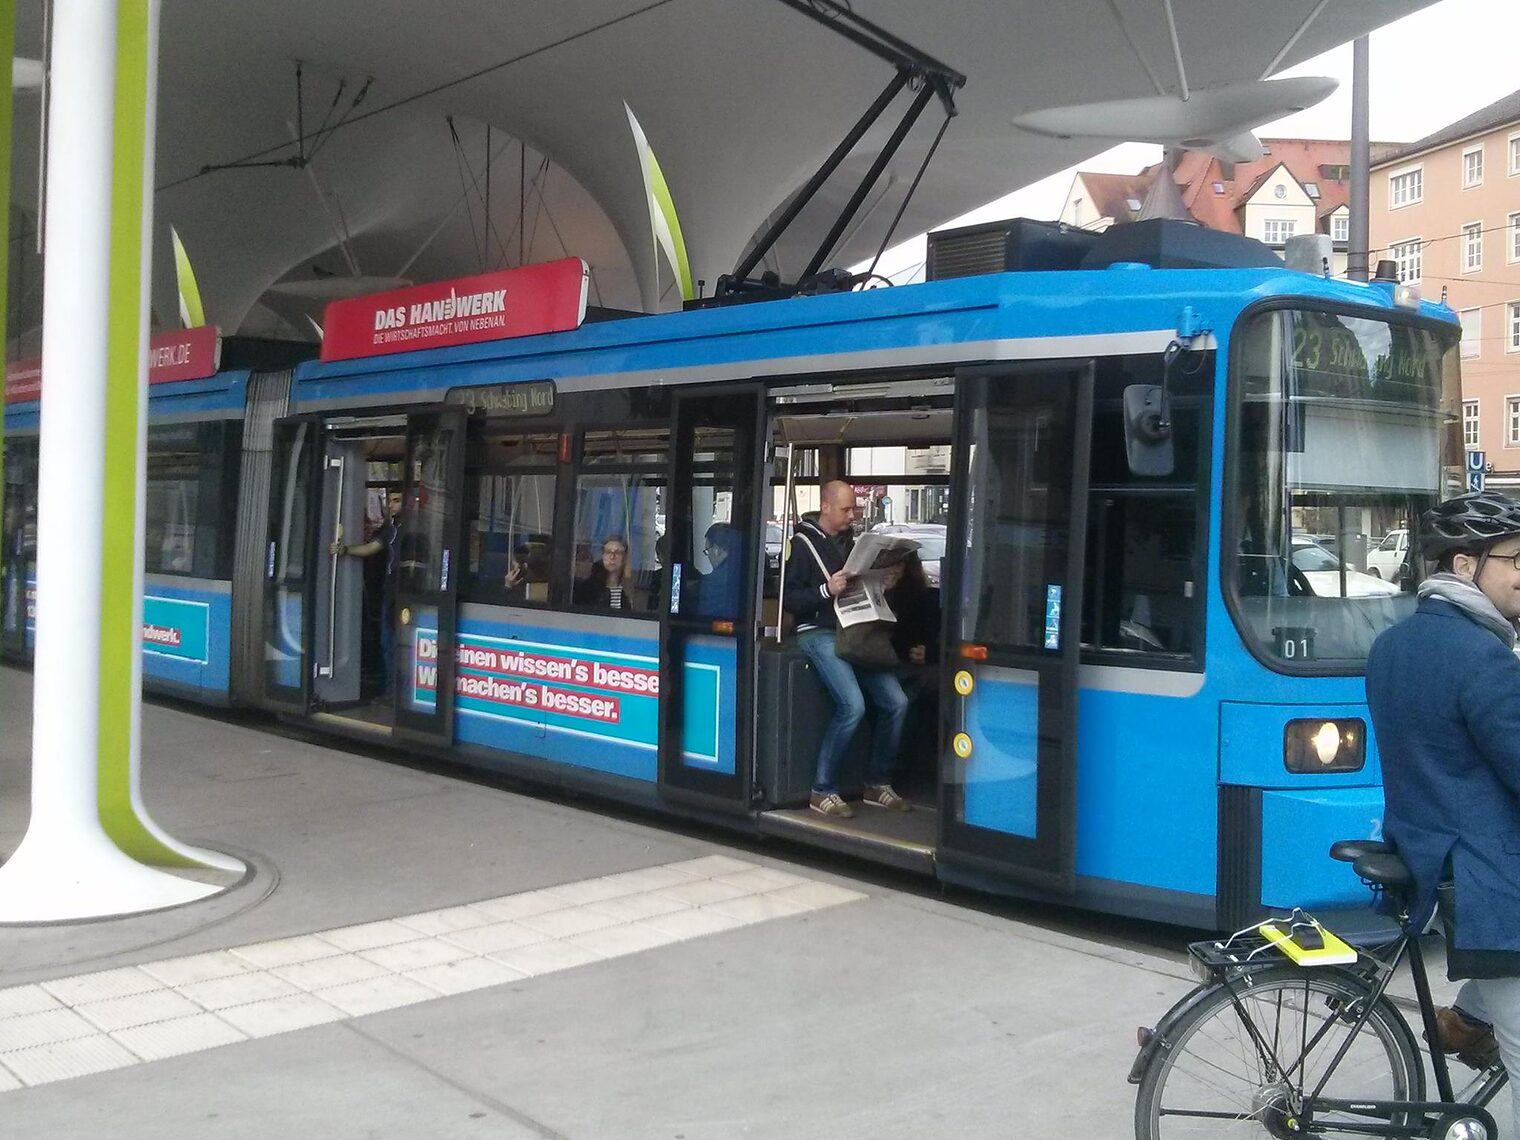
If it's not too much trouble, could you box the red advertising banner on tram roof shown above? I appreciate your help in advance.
[4,325,222,404]
[318,257,590,364]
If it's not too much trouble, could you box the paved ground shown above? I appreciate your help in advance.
[0,667,1499,1139]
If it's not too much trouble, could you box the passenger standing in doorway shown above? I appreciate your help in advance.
[783,480,910,818]
[333,489,401,698]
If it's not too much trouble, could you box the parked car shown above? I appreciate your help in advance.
[1364,529,1410,581]
[1291,539,1400,598]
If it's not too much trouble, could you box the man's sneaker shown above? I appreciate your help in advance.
[862,784,910,812]
[809,790,855,818]
[1434,1005,1501,1070]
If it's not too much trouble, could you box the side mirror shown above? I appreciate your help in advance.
[1123,384,1175,477]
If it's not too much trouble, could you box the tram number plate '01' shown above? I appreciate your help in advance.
[446,380,555,417]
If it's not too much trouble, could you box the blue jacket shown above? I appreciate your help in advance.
[1366,596,1520,961]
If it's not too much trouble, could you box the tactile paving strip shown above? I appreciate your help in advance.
[0,856,863,1088]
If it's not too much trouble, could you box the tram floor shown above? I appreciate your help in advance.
[759,801,937,875]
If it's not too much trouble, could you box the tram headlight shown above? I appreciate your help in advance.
[1283,718,1366,774]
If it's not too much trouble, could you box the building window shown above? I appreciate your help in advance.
[1510,302,1520,354]
[1389,167,1423,207]
[1389,239,1422,283]
[1462,222,1483,272]
[1304,181,1321,199]
[1263,219,1296,245]
[1510,132,1520,176]
[1510,212,1520,263]
[1463,145,1484,188]
[1460,308,1482,359]
[1509,397,1520,446]
[1331,214,1349,243]
[1464,400,1480,449]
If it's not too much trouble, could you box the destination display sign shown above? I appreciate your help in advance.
[4,325,222,403]
[1287,310,1451,407]
[319,258,589,363]
[446,380,556,417]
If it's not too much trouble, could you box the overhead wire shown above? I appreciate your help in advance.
[158,0,682,192]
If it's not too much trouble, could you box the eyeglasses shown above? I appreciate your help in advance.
[1482,549,1520,571]
[602,547,626,557]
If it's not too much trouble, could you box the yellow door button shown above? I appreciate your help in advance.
[952,732,973,758]
[400,607,412,626]
[954,670,974,696]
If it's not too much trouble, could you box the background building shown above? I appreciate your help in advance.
[1370,91,1520,488]
[1059,140,1399,274]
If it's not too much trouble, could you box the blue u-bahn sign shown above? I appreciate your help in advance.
[1467,450,1486,493]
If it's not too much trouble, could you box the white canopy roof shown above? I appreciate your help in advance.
[8,0,1435,341]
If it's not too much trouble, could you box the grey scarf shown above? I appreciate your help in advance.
[1417,572,1519,648]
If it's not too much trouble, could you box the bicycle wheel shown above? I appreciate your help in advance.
[1135,965,1425,1140]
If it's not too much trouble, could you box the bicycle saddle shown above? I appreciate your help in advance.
[1352,851,1413,888]
[1329,839,1392,863]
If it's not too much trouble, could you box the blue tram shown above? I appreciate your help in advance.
[1,222,1465,929]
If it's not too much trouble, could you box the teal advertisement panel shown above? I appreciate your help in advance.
[20,582,213,666]
[417,625,727,775]
[141,594,210,664]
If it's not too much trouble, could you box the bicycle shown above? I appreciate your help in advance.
[1130,839,1510,1139]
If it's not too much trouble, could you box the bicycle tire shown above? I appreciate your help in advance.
[1135,965,1425,1140]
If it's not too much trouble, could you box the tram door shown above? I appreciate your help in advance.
[937,363,1094,893]
[390,408,467,745]
[262,408,466,743]
[262,416,323,713]
[657,385,766,809]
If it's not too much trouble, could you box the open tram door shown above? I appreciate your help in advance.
[936,362,1093,895]
[261,406,466,746]
[656,385,766,811]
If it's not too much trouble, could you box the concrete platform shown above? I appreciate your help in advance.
[0,666,1490,1139]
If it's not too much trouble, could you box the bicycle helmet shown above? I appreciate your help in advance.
[1419,490,1520,560]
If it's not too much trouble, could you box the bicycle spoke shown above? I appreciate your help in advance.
[1137,971,1420,1140]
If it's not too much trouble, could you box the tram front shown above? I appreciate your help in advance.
[1215,297,1464,926]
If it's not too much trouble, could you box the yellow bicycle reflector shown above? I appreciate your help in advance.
[952,732,973,758]
[954,670,974,696]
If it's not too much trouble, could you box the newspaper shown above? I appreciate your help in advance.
[834,533,919,628]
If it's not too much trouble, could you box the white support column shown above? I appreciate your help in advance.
[0,0,218,920]
[122,0,240,874]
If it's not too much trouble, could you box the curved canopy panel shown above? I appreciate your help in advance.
[6,0,1435,338]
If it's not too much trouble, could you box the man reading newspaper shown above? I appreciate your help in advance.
[782,481,915,818]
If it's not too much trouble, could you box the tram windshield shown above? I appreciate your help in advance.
[1227,307,1463,671]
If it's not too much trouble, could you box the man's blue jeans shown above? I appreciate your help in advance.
[798,628,909,792]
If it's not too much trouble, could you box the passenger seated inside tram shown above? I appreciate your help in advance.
[573,534,645,611]
[695,522,745,618]
[504,539,552,603]
[885,551,942,775]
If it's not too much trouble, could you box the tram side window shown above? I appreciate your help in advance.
[2,441,38,642]
[145,422,242,579]
[462,429,558,605]
[572,428,668,613]
[1081,353,1211,660]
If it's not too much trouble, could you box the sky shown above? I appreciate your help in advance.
[867,0,1518,282]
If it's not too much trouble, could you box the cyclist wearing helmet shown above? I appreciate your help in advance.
[1366,490,1520,1111]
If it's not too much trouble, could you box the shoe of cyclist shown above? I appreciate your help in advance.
[1434,1005,1501,1070]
